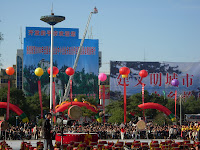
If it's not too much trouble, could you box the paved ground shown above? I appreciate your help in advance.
[0,139,190,150]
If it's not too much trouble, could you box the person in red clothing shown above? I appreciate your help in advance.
[121,127,125,140]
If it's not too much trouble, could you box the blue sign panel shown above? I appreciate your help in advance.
[23,27,99,99]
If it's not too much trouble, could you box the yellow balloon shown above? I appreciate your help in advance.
[35,67,44,77]
[74,98,78,102]
[97,118,102,123]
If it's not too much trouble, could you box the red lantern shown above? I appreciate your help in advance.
[65,67,75,76]
[6,67,15,75]
[139,70,148,78]
[119,67,130,75]
[47,66,59,76]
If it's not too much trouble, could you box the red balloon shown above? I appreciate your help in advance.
[139,70,148,78]
[47,66,59,76]
[6,67,15,75]
[65,67,75,76]
[119,67,130,75]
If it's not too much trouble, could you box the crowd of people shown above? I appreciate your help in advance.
[1,119,200,141]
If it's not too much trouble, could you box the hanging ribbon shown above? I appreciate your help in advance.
[99,85,101,99]
[38,80,43,118]
[142,83,145,121]
[70,80,72,105]
[103,85,105,123]
[175,90,177,119]
[6,80,10,120]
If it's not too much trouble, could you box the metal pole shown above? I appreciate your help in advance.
[62,12,93,102]
[180,95,182,126]
[50,25,54,111]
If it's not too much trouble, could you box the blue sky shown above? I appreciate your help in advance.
[1,0,200,73]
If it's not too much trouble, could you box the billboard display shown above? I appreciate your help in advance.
[110,61,200,100]
[23,27,99,98]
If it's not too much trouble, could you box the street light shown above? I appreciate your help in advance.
[40,12,65,112]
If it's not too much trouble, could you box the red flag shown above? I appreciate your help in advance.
[103,85,105,123]
[6,80,10,120]
[38,80,43,118]
[70,80,72,105]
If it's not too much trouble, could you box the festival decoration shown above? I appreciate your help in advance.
[34,68,44,118]
[65,67,75,76]
[5,67,15,120]
[98,73,107,123]
[139,69,148,78]
[171,79,179,119]
[119,67,130,123]
[139,69,148,121]
[98,73,107,82]
[47,66,59,77]
[171,79,179,87]
[0,102,29,122]
[65,67,75,105]
[138,102,175,122]
[6,67,15,75]
[74,98,78,102]
[34,67,44,77]
[119,67,130,78]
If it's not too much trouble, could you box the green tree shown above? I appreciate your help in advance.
[26,93,49,120]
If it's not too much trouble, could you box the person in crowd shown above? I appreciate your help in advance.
[42,112,53,150]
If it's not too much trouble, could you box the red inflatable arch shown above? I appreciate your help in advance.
[0,102,29,122]
[56,101,98,113]
[138,102,175,121]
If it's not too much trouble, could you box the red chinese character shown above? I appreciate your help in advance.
[183,91,192,98]
[134,76,146,87]
[150,73,162,86]
[65,31,70,37]
[28,30,34,36]
[167,91,175,98]
[54,31,58,36]
[165,73,178,85]
[40,30,46,36]
[59,31,64,36]
[71,31,76,37]
[34,30,40,36]
[182,74,193,87]
[117,74,129,86]
[47,30,51,36]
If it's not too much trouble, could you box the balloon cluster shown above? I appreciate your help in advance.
[34,67,75,77]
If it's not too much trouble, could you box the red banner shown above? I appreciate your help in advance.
[99,85,110,99]
[70,80,72,105]
[6,80,10,120]
[38,80,43,118]
[175,90,177,118]
[142,83,145,121]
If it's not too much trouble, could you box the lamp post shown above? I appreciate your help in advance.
[40,12,65,111]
